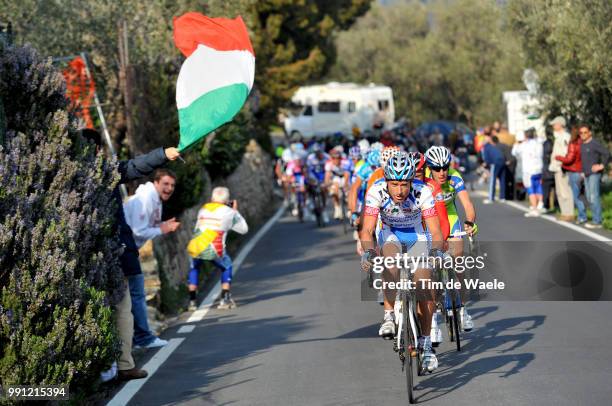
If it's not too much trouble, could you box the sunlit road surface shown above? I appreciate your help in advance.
[126,194,612,406]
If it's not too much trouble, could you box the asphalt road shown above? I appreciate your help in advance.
[124,193,612,406]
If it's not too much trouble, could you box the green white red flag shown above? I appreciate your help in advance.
[173,12,255,151]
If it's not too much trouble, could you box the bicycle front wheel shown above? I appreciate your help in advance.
[404,293,417,403]
[451,291,461,352]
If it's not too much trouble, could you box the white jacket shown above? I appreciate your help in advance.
[512,139,543,187]
[194,202,248,254]
[123,182,163,248]
[549,130,570,172]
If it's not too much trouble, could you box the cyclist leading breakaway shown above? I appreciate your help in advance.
[360,152,447,372]
[424,146,478,342]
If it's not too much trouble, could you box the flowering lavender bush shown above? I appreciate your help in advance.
[0,42,124,390]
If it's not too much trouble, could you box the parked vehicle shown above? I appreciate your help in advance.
[283,82,395,139]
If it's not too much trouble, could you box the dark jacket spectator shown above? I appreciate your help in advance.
[80,129,169,277]
[493,137,515,168]
[542,136,554,180]
[580,136,610,176]
[115,148,169,276]
[493,136,516,199]
[481,141,505,166]
[578,125,610,227]
[482,136,507,201]
[541,136,555,210]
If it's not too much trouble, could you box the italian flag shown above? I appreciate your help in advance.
[173,12,255,151]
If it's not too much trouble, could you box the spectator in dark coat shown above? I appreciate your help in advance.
[81,129,180,381]
[579,124,610,228]
[481,134,507,202]
[493,136,516,200]
[541,132,556,211]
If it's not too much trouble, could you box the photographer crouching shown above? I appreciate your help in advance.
[187,187,248,310]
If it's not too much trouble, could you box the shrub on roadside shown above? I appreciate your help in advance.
[0,42,123,392]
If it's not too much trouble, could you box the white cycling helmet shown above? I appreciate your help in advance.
[384,152,415,181]
[424,146,451,168]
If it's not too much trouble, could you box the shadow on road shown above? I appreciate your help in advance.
[237,288,306,306]
[134,314,316,405]
[413,313,545,402]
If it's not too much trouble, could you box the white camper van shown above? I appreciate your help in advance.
[283,82,395,138]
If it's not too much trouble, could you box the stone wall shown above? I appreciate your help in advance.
[152,140,275,313]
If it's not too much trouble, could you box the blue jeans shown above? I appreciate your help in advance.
[585,173,602,224]
[128,273,156,346]
[189,255,234,287]
[568,172,587,222]
[489,164,507,200]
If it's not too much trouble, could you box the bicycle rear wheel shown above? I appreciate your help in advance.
[297,191,304,222]
[444,291,455,343]
[313,189,324,227]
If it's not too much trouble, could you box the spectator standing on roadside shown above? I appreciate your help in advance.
[481,133,507,203]
[555,127,586,224]
[81,129,180,381]
[513,128,544,217]
[123,169,180,349]
[493,135,516,200]
[541,131,556,212]
[548,117,574,220]
[186,187,248,310]
[579,124,610,228]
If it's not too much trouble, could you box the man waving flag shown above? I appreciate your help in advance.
[173,12,255,151]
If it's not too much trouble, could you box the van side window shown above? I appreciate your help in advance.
[348,102,356,113]
[378,100,389,111]
[303,105,313,116]
[318,101,341,113]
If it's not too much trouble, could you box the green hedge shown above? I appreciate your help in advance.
[0,42,122,395]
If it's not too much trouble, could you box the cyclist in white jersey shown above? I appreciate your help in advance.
[360,152,446,372]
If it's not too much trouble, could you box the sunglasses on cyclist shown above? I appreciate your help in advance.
[429,165,450,172]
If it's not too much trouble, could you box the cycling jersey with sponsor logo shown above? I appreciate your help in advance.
[364,179,437,233]
[424,167,466,236]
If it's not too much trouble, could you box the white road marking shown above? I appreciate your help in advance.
[177,325,195,334]
[107,204,287,405]
[474,191,610,242]
[107,338,185,406]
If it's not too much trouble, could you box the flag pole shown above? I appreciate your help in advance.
[80,52,128,198]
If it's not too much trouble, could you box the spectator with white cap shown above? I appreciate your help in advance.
[548,116,574,221]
